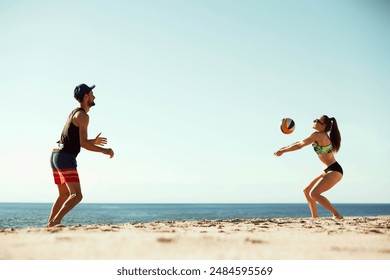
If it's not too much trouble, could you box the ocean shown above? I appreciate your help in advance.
[0,203,389,230]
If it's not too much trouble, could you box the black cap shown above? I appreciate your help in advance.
[74,84,95,101]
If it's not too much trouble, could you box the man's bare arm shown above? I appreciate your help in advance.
[76,112,114,158]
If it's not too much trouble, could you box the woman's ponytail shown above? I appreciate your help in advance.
[329,117,341,152]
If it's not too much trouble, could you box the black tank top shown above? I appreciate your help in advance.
[59,108,85,157]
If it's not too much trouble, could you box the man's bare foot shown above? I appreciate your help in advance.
[332,215,344,220]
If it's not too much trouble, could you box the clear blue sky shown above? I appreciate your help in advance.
[1,0,389,203]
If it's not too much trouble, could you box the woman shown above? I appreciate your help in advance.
[274,115,343,219]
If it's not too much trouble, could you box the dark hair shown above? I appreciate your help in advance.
[322,115,341,152]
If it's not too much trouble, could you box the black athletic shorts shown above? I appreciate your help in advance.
[324,161,343,175]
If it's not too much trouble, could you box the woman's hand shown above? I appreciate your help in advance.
[274,149,284,157]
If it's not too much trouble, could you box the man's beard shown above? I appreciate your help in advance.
[89,101,96,107]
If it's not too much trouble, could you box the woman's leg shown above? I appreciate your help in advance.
[303,173,324,218]
[310,171,343,219]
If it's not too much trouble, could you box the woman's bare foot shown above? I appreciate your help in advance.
[47,219,61,228]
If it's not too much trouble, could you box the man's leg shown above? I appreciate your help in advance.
[47,184,68,226]
[48,181,83,227]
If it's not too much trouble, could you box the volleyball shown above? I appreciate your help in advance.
[280,118,295,134]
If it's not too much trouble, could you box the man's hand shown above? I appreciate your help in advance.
[104,148,114,158]
[94,133,108,146]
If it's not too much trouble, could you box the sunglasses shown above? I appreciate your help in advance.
[313,119,325,125]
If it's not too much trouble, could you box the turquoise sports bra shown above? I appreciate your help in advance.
[312,141,333,155]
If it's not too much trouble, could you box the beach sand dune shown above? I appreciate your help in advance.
[1,217,389,259]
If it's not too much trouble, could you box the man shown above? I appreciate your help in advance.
[48,84,114,227]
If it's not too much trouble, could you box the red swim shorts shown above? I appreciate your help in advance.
[50,151,80,185]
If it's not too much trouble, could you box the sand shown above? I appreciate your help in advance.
[0,216,389,260]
